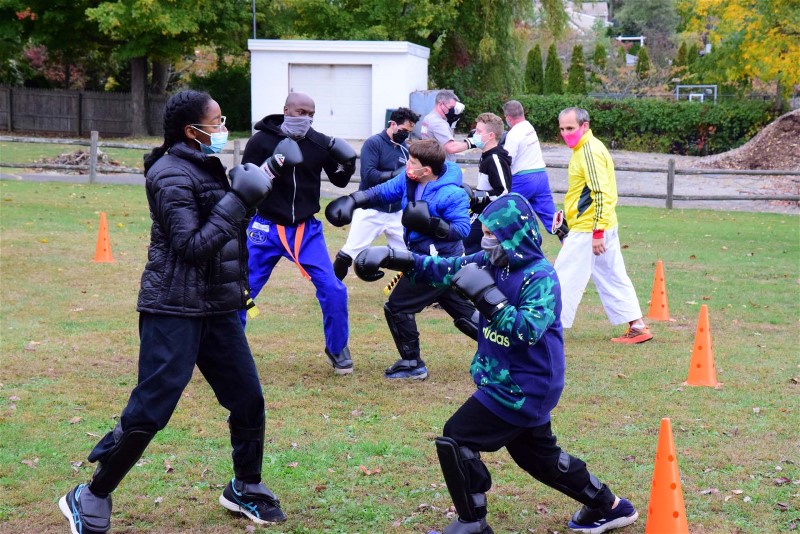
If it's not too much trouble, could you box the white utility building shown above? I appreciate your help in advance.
[248,39,430,140]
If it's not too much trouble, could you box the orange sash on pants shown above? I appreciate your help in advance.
[276,223,312,280]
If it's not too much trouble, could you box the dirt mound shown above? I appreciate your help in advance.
[698,110,800,170]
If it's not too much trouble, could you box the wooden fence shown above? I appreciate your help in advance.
[1,133,798,208]
[0,86,166,136]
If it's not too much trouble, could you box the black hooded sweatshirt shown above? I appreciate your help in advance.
[242,114,353,226]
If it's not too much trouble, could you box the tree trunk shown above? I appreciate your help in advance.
[150,60,170,96]
[130,56,148,137]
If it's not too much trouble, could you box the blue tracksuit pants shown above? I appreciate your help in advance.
[241,214,349,354]
[511,170,557,232]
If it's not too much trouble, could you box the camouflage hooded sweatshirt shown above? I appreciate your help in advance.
[408,193,565,426]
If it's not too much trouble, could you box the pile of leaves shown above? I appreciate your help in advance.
[37,149,122,174]
[698,110,800,170]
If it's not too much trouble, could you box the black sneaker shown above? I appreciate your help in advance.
[443,516,494,533]
[384,358,428,380]
[219,478,287,524]
[58,483,112,534]
[325,347,353,375]
[568,497,638,533]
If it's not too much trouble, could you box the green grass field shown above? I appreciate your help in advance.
[0,180,797,533]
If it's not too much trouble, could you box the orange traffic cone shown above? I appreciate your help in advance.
[647,260,674,321]
[93,212,115,263]
[645,418,689,534]
[684,304,720,387]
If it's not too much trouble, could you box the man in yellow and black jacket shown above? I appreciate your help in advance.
[552,107,653,344]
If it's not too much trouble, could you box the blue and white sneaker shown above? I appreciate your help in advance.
[219,478,286,524]
[58,483,112,534]
[568,497,638,533]
[384,358,428,380]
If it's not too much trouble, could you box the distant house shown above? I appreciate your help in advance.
[564,1,610,32]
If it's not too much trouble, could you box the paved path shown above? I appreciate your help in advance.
[3,142,797,215]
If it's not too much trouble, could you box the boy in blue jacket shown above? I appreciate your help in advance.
[353,193,639,533]
[326,139,478,380]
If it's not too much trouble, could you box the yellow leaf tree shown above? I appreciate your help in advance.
[682,0,800,104]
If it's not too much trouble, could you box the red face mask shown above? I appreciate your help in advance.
[561,124,586,148]
[406,165,423,181]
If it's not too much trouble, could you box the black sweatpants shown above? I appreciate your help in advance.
[385,273,476,362]
[89,312,266,481]
[443,396,615,510]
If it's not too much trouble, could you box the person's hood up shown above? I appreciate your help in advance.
[253,114,286,135]
[478,193,544,270]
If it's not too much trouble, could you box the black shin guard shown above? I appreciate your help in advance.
[542,451,611,508]
[435,437,491,522]
[88,423,155,497]
[383,303,423,363]
[229,419,265,483]
[453,310,480,341]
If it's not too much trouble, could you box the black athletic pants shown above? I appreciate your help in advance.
[89,312,266,482]
[443,396,616,510]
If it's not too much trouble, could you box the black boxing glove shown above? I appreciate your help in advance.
[354,246,415,282]
[461,183,491,213]
[327,137,357,176]
[402,200,451,239]
[229,163,273,209]
[262,138,303,179]
[325,190,369,227]
[451,263,508,320]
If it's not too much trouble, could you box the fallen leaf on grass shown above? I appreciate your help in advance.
[700,488,720,495]
[201,468,209,478]
[776,502,790,511]
[86,432,100,438]
[616,373,628,379]
[536,503,550,514]
[21,458,39,468]
[314,485,327,492]
[287,462,299,468]
[359,465,381,476]
[24,341,40,351]
[351,410,363,416]
[245,526,256,533]
[164,460,174,474]
[154,496,163,504]
[775,477,791,486]
[702,295,712,300]
[69,416,82,424]
[685,300,698,305]
[731,489,744,495]
[9,395,20,401]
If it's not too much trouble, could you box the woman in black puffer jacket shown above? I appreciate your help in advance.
[59,90,287,534]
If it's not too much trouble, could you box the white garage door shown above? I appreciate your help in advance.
[289,64,372,139]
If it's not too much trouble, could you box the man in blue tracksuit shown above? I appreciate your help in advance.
[352,193,639,534]
[326,139,478,380]
[241,92,358,375]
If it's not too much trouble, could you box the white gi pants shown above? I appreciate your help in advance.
[340,208,406,258]
[553,226,643,328]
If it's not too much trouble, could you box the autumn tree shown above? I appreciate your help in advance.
[681,0,800,107]
[525,43,544,94]
[614,0,679,64]
[543,43,563,95]
[567,45,587,94]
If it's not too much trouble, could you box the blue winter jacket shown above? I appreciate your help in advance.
[363,161,470,257]
[405,193,565,426]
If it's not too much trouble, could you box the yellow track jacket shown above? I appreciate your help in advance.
[563,129,618,233]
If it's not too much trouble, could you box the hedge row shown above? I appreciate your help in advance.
[459,94,776,155]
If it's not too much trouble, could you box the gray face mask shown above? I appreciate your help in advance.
[481,235,509,267]
[281,115,313,139]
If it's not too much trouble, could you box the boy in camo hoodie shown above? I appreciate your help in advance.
[353,193,639,534]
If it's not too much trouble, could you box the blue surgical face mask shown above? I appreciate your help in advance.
[481,235,508,267]
[470,132,486,149]
[192,127,228,154]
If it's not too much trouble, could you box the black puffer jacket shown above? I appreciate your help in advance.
[137,142,250,316]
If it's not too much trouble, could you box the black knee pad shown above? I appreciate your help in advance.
[435,437,491,522]
[383,303,420,358]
